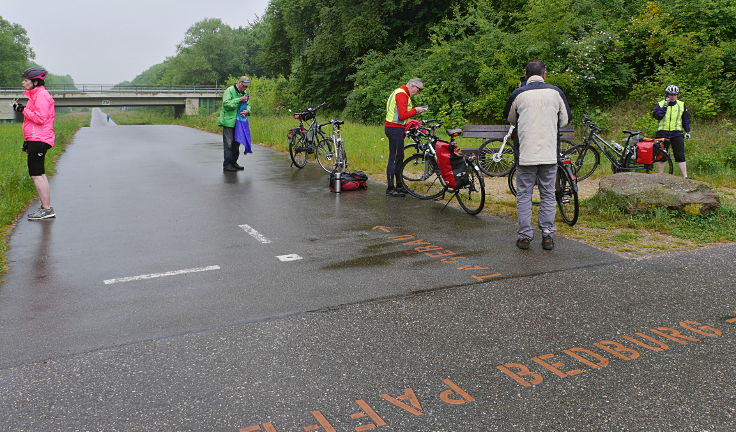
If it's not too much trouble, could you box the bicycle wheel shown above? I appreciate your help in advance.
[478,139,515,177]
[507,165,517,196]
[556,166,579,226]
[315,137,334,173]
[456,162,486,215]
[399,153,446,200]
[559,139,577,154]
[562,144,600,181]
[289,133,308,168]
[650,147,674,174]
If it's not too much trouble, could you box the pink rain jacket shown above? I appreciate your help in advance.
[22,86,56,146]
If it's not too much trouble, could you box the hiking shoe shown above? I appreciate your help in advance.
[516,238,530,250]
[542,236,555,250]
[389,189,405,197]
[232,162,245,170]
[28,207,55,220]
[386,187,405,197]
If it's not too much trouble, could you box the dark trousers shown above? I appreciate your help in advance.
[656,131,686,162]
[223,126,239,167]
[385,126,405,188]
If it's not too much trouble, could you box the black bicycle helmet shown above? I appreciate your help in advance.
[22,67,48,80]
[664,85,680,95]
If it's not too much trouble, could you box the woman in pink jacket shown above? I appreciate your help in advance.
[13,67,56,220]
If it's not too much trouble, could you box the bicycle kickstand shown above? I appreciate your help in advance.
[440,191,458,212]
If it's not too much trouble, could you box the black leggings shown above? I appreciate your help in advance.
[385,126,405,188]
[656,132,686,163]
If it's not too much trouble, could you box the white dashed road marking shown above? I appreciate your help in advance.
[239,224,272,244]
[276,254,303,262]
[238,224,301,262]
[104,265,221,285]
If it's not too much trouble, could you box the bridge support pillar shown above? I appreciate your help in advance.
[0,98,17,121]
[184,98,200,116]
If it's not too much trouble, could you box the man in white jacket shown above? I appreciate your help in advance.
[504,60,571,250]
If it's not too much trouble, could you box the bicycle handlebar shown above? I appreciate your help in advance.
[296,102,327,118]
[582,116,602,133]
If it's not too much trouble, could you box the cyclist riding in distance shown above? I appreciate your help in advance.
[384,77,428,197]
[652,85,691,178]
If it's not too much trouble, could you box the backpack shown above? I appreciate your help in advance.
[435,140,468,189]
[329,170,368,192]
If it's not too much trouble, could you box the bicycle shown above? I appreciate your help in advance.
[324,119,348,173]
[506,155,580,226]
[475,125,578,177]
[563,116,673,181]
[288,102,336,172]
[399,123,486,215]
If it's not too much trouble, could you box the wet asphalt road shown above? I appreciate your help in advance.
[0,118,734,431]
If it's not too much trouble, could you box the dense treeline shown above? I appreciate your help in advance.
[6,0,736,125]
[126,0,736,125]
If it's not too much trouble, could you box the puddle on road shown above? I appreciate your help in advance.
[321,251,408,270]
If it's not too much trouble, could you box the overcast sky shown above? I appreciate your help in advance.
[2,0,271,84]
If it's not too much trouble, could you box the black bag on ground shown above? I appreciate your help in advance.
[329,170,368,192]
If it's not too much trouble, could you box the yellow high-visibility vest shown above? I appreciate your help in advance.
[385,87,413,124]
[657,100,685,131]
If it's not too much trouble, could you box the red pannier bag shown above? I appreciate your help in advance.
[329,170,368,192]
[635,141,654,164]
[435,141,468,189]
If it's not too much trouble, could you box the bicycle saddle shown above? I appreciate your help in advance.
[446,128,463,137]
[622,130,641,135]
[332,120,345,125]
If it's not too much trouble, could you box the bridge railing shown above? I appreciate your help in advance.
[0,84,223,94]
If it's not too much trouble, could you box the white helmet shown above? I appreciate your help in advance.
[664,85,680,95]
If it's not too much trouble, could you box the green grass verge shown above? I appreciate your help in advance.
[578,192,736,243]
[0,116,87,276]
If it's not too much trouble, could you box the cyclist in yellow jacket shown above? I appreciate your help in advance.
[384,78,428,197]
[652,85,691,178]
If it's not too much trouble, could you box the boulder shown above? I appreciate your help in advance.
[597,173,720,215]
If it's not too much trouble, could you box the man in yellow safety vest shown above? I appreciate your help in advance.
[384,78,428,197]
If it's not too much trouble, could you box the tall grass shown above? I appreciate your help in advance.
[0,117,87,275]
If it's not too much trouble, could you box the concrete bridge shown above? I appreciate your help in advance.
[0,84,223,121]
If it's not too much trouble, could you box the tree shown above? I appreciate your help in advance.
[160,18,241,85]
[0,16,34,87]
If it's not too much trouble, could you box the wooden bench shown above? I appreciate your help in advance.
[459,124,576,155]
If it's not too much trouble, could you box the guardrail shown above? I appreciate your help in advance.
[0,84,223,93]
